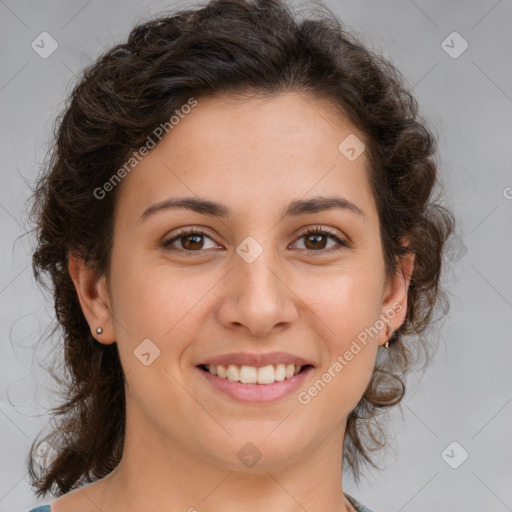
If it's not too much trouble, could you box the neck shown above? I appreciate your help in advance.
[99,410,354,512]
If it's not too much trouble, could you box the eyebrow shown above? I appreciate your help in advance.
[138,195,365,222]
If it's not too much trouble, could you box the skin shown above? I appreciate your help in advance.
[58,92,414,512]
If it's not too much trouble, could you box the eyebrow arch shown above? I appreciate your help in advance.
[138,195,365,222]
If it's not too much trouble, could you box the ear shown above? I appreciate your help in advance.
[379,245,415,347]
[68,252,116,345]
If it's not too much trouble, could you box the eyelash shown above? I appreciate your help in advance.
[162,226,350,257]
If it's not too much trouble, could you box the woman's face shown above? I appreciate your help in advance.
[83,92,411,471]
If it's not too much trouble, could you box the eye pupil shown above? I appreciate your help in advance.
[305,233,327,250]
[182,234,203,250]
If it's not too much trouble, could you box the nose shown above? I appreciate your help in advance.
[215,246,298,337]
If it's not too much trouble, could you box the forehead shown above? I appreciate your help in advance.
[115,92,377,227]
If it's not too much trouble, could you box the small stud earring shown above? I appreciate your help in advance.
[384,322,394,349]
[96,327,103,335]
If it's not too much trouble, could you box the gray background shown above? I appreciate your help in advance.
[1,0,511,511]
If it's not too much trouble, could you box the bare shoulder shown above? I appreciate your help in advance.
[50,480,107,512]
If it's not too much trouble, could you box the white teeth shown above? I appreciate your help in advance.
[240,365,258,384]
[257,365,275,384]
[274,364,286,381]
[226,364,239,382]
[205,363,304,384]
[217,364,227,379]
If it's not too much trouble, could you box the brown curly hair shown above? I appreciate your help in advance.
[27,0,455,498]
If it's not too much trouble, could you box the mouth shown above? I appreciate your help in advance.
[195,359,314,404]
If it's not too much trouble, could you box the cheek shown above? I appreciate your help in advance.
[296,273,381,407]
[297,266,384,346]
[108,258,206,415]
[294,267,382,408]
[109,254,220,354]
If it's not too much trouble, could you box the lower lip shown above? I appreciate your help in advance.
[197,366,313,404]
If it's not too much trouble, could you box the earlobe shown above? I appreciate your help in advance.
[68,252,116,345]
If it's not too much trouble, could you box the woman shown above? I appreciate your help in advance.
[27,0,454,511]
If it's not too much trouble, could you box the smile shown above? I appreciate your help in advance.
[197,363,313,403]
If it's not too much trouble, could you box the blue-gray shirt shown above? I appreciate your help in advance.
[28,493,376,512]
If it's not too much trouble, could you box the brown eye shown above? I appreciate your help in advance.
[180,233,205,250]
[163,228,219,255]
[304,232,328,250]
[292,227,349,253]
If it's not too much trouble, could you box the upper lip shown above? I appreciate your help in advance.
[198,352,314,368]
